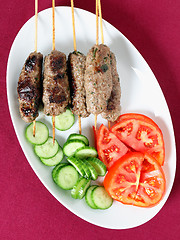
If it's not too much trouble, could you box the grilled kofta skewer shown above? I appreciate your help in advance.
[68,51,89,118]
[68,0,89,134]
[43,50,70,116]
[17,51,43,123]
[84,44,112,115]
[101,52,121,122]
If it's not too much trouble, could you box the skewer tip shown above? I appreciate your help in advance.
[53,115,55,144]
[33,120,36,137]
[95,114,97,131]
[78,115,82,134]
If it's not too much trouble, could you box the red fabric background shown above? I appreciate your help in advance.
[1,0,180,239]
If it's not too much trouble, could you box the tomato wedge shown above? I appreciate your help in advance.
[97,124,129,169]
[104,152,166,207]
[110,115,165,165]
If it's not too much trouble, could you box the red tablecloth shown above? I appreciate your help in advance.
[1,0,180,239]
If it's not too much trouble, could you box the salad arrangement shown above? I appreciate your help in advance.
[25,110,166,209]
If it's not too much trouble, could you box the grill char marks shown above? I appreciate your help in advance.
[101,52,121,122]
[43,50,70,116]
[25,55,37,72]
[68,51,89,118]
[17,51,43,122]
[84,44,112,114]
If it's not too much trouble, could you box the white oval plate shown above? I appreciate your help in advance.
[7,7,176,229]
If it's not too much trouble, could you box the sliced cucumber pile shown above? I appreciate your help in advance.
[25,121,49,145]
[40,147,63,166]
[67,133,89,146]
[55,109,75,131]
[67,156,106,180]
[25,122,64,166]
[34,137,59,159]
[25,120,113,210]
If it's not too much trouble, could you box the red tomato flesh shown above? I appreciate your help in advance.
[117,113,158,126]
[97,124,129,169]
[110,115,165,165]
[104,152,166,207]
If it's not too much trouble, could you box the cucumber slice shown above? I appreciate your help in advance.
[85,185,98,209]
[87,157,107,176]
[52,163,68,183]
[92,186,113,210]
[71,177,85,199]
[67,156,85,176]
[67,133,89,146]
[54,109,75,131]
[74,146,98,159]
[25,121,49,145]
[80,160,91,179]
[34,137,59,159]
[63,140,85,157]
[54,165,79,190]
[71,177,91,199]
[40,147,63,166]
[78,178,91,199]
[83,159,98,180]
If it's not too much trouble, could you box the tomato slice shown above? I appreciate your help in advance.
[97,124,129,169]
[117,113,158,127]
[135,153,166,207]
[104,152,165,207]
[110,115,165,165]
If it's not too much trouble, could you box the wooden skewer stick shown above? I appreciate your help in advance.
[96,0,99,46]
[98,0,104,44]
[52,0,55,144]
[98,0,111,129]
[94,0,99,131]
[71,0,77,51]
[71,0,82,134]
[52,0,55,51]
[35,0,38,52]
[33,0,38,137]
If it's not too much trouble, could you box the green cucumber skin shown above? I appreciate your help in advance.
[82,159,98,181]
[71,177,91,199]
[25,121,49,145]
[78,179,91,199]
[63,139,86,157]
[91,187,113,210]
[79,159,92,179]
[54,165,79,190]
[74,146,98,159]
[67,156,86,176]
[87,157,107,176]
[34,137,59,159]
[52,163,68,184]
[71,177,85,199]
[67,133,89,146]
[85,185,98,209]
[40,147,64,166]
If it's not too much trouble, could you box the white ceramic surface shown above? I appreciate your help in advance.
[6,7,176,229]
